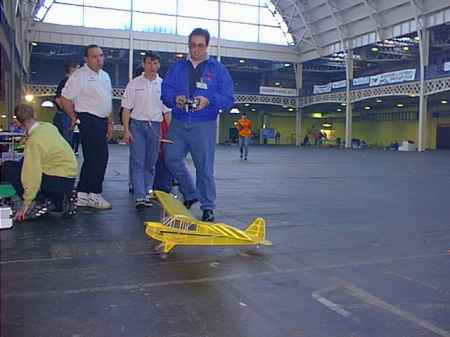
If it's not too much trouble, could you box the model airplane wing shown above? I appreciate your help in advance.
[154,190,195,218]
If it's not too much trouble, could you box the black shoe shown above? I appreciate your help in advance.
[135,199,146,210]
[183,198,198,209]
[201,209,214,222]
[62,190,77,218]
[24,199,53,220]
[244,157,247,160]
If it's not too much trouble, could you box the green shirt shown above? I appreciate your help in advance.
[22,122,78,205]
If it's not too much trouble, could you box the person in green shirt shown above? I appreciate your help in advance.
[5,104,78,221]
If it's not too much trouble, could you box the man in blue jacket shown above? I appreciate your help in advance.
[161,28,234,222]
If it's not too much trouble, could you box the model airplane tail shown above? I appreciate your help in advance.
[244,217,271,245]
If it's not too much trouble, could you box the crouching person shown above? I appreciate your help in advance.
[6,104,78,221]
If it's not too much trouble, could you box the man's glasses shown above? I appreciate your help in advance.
[189,43,207,49]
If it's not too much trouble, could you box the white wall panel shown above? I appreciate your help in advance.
[30,22,301,63]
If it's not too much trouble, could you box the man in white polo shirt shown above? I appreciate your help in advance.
[121,51,170,209]
[60,44,113,209]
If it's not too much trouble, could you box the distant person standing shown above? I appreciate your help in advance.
[275,131,281,144]
[235,113,252,160]
[60,44,113,209]
[121,51,170,209]
[313,127,321,147]
[53,63,78,143]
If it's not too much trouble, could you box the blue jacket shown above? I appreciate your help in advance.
[161,57,235,123]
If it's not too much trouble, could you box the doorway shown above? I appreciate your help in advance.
[436,125,450,149]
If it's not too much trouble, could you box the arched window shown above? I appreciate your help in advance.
[35,0,293,45]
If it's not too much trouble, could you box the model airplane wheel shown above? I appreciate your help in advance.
[153,243,164,252]
[159,253,168,260]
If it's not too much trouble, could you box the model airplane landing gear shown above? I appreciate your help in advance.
[153,243,164,252]
[153,242,174,259]
[153,243,167,259]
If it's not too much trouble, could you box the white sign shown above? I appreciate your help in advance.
[353,76,370,86]
[369,69,416,87]
[313,83,332,94]
[332,80,346,89]
[312,68,417,94]
[259,86,297,96]
[445,62,450,72]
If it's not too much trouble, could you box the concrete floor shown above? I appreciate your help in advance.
[1,145,450,337]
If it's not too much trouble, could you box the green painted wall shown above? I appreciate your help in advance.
[328,120,419,146]
[219,111,448,149]
[264,115,296,144]
[0,100,6,130]
[23,100,56,123]
[0,97,56,130]
[33,103,56,122]
[219,111,261,143]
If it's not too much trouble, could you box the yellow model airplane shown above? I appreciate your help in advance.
[145,191,272,258]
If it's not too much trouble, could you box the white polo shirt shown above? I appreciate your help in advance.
[62,64,112,118]
[121,74,168,122]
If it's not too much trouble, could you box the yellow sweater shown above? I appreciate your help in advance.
[22,122,78,205]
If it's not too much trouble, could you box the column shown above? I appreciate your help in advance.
[216,114,221,144]
[216,0,222,144]
[128,0,134,82]
[417,28,430,152]
[344,47,353,149]
[260,114,268,144]
[8,0,17,115]
[294,63,303,146]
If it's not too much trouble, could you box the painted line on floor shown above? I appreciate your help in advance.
[3,272,272,299]
[282,252,449,273]
[312,292,352,318]
[3,252,448,300]
[342,280,450,337]
[383,269,450,297]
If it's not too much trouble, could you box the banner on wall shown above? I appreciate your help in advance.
[445,62,450,72]
[313,83,332,94]
[261,128,276,139]
[353,76,370,86]
[259,86,297,96]
[369,69,416,87]
[312,69,417,95]
[331,80,346,89]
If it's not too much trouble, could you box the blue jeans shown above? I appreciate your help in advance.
[164,119,216,210]
[239,136,250,158]
[153,156,173,193]
[129,119,160,200]
[72,132,80,153]
[53,111,73,144]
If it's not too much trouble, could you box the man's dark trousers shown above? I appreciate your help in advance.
[2,160,75,210]
[77,112,108,194]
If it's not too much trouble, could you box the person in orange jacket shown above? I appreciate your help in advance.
[236,113,252,160]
